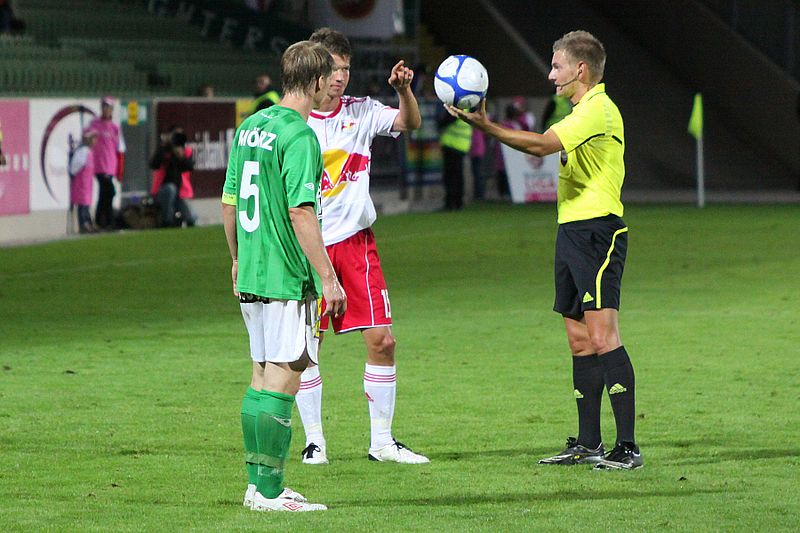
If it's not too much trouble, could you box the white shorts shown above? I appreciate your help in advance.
[240,297,320,364]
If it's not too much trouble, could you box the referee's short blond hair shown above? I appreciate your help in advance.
[553,31,606,82]
[281,41,334,95]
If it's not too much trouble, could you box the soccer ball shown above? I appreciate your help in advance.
[434,55,489,110]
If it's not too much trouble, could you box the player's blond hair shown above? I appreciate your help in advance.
[280,41,334,95]
[553,30,606,82]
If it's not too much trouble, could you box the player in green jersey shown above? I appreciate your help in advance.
[222,40,346,512]
[448,31,642,470]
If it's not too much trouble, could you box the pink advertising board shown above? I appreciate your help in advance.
[0,100,31,216]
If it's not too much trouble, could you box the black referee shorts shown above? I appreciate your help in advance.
[553,214,628,318]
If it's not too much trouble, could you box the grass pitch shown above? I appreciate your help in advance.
[1,203,798,532]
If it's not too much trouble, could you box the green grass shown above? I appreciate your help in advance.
[1,203,798,531]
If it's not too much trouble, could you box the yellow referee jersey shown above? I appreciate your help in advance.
[549,83,625,224]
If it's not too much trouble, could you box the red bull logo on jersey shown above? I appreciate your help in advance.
[320,149,370,196]
[341,118,357,131]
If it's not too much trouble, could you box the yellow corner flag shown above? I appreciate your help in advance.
[688,93,703,139]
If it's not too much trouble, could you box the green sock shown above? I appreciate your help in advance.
[255,390,295,499]
[240,387,261,485]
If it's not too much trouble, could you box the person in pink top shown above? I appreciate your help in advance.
[69,130,98,233]
[86,96,125,230]
[494,102,530,198]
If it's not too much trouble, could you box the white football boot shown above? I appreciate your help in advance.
[250,487,327,512]
[245,486,311,509]
[243,484,256,507]
[368,439,430,464]
[301,443,329,465]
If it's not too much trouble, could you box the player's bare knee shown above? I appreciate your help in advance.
[383,333,397,352]
[590,333,619,355]
[378,335,396,357]
[368,333,396,363]
[568,338,593,355]
[566,330,592,355]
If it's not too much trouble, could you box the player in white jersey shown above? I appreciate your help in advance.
[296,27,429,465]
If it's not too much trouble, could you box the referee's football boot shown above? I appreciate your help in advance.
[593,441,643,470]
[538,437,605,465]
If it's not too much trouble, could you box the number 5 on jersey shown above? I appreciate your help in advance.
[239,160,260,232]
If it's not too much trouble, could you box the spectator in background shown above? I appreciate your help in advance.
[541,94,573,132]
[0,121,6,167]
[494,103,528,198]
[0,0,11,33]
[405,64,441,198]
[512,96,536,132]
[439,106,472,210]
[150,128,196,228]
[251,73,280,114]
[0,0,24,34]
[87,96,125,230]
[469,128,487,200]
[69,131,98,234]
[244,0,274,12]
[198,84,215,98]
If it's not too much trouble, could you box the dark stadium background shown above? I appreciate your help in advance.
[0,0,798,244]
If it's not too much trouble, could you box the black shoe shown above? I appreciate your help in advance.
[538,437,604,465]
[594,441,643,470]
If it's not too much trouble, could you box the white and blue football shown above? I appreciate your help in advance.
[434,55,489,110]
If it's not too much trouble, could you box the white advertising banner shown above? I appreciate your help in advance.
[501,145,559,203]
[28,99,122,211]
[308,0,404,38]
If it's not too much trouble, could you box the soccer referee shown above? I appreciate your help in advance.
[449,30,642,470]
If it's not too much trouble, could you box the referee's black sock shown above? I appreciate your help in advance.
[572,354,604,449]
[599,345,636,445]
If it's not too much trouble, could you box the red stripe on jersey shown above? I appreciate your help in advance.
[309,97,343,120]
[342,96,368,106]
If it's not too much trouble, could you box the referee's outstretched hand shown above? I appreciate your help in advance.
[445,99,490,130]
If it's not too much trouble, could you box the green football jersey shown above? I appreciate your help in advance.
[222,106,323,300]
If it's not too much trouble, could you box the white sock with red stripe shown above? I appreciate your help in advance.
[296,365,325,447]
[364,364,396,450]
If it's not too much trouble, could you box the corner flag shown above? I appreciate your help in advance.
[688,93,705,207]
[688,93,703,139]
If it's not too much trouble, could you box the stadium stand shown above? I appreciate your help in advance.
[3,0,281,96]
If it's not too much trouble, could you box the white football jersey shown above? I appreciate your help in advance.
[308,96,400,245]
